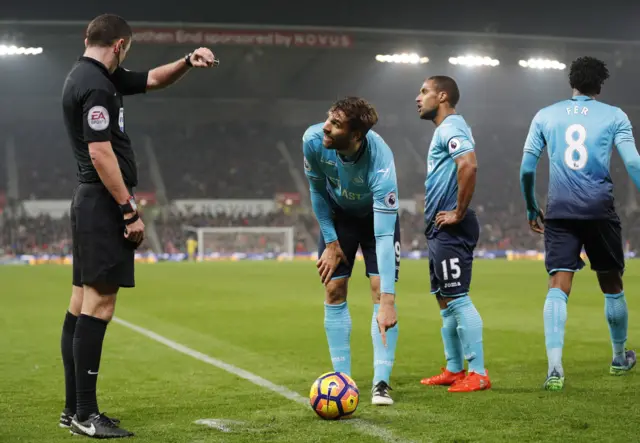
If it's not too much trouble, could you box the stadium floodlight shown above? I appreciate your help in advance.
[0,45,44,56]
[519,58,566,70]
[449,55,499,67]
[375,53,429,64]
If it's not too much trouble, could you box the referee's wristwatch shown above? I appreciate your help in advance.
[119,196,138,215]
[184,52,194,67]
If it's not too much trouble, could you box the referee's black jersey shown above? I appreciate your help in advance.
[61,57,148,187]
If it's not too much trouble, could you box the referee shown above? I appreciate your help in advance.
[59,14,216,438]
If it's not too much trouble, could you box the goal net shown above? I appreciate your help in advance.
[183,226,295,261]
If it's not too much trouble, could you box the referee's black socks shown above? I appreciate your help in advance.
[73,314,108,421]
[61,311,78,412]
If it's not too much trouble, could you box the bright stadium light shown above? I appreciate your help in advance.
[0,45,43,56]
[449,55,500,67]
[375,53,429,64]
[519,58,566,70]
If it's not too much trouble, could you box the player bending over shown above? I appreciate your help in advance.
[417,76,491,392]
[303,97,400,405]
[520,56,638,391]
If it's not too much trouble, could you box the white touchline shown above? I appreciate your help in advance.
[112,317,415,443]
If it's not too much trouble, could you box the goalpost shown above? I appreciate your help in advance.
[183,226,295,261]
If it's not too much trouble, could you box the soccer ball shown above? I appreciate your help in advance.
[309,371,359,420]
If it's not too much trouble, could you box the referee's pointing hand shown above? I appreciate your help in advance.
[124,213,145,246]
[189,48,217,68]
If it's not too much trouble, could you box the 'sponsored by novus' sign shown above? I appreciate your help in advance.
[132,28,353,48]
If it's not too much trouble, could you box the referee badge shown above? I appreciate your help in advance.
[87,106,109,131]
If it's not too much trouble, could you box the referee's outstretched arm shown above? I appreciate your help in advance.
[146,46,218,90]
[59,13,217,439]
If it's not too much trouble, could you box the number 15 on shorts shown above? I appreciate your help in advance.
[442,258,461,286]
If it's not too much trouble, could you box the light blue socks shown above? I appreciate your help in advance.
[604,291,628,363]
[371,303,398,384]
[543,288,568,376]
[441,307,464,373]
[324,302,352,375]
[448,296,486,375]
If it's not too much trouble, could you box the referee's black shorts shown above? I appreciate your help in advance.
[71,183,135,288]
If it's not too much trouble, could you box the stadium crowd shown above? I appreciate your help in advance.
[3,206,639,257]
[2,118,640,256]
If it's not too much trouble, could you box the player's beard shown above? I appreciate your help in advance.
[323,134,350,151]
[420,106,439,121]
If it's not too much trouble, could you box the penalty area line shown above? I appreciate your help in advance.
[112,316,413,443]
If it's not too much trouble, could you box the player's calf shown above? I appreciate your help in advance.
[543,272,572,383]
[368,276,398,404]
[324,278,352,375]
[421,304,465,386]
[598,271,631,371]
[448,296,486,376]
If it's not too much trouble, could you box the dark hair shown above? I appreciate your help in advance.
[86,14,132,47]
[428,76,460,107]
[569,56,609,95]
[329,97,379,139]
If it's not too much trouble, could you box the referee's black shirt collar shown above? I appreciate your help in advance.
[78,56,111,77]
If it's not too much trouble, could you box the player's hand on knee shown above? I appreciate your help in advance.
[377,293,397,347]
[124,214,145,246]
[317,241,349,285]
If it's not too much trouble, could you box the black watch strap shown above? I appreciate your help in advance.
[119,196,138,215]
[124,213,140,225]
[185,53,193,67]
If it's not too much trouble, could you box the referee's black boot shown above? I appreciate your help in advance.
[71,413,133,438]
[61,409,120,429]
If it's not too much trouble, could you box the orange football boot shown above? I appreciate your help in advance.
[447,370,491,392]
[420,368,466,386]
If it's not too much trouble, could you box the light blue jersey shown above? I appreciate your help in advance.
[303,123,399,218]
[303,123,399,294]
[424,114,475,236]
[523,96,637,219]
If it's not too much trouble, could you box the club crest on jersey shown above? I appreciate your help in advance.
[304,157,311,172]
[384,191,397,208]
[87,106,109,131]
[352,175,364,184]
[448,138,460,155]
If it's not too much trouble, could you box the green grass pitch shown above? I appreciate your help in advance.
[1,260,639,442]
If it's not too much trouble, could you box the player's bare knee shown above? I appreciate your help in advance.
[325,278,348,305]
[442,296,460,309]
[82,284,119,321]
[549,272,574,296]
[69,285,84,316]
[435,294,449,310]
[597,271,623,294]
[369,276,381,304]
